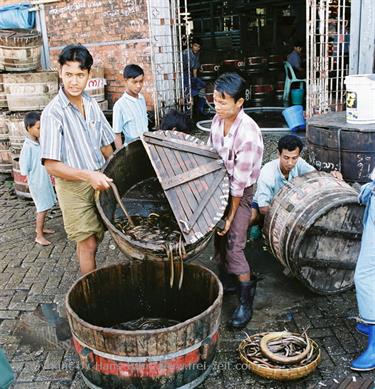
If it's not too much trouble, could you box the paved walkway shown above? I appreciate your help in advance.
[0,174,374,389]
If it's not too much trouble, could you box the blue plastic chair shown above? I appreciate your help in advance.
[283,61,306,102]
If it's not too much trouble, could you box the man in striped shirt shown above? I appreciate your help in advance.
[113,64,148,149]
[40,45,114,275]
[208,72,264,328]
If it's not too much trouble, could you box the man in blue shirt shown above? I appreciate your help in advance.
[182,37,201,78]
[251,135,342,221]
[287,42,305,78]
[182,37,206,118]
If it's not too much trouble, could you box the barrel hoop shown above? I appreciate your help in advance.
[0,45,41,50]
[72,324,219,363]
[80,362,214,389]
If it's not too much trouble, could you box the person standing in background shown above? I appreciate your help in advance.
[113,64,148,149]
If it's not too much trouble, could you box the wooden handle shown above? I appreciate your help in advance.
[108,181,135,227]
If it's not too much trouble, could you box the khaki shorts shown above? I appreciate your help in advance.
[55,178,104,243]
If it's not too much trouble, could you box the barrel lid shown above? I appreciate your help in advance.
[0,29,42,46]
[308,111,375,132]
[141,130,229,244]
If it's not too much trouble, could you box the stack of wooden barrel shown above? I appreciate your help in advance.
[199,53,286,109]
[0,29,58,198]
[84,66,108,110]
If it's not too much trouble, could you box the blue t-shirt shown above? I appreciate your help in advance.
[287,51,302,70]
[112,92,148,145]
[20,137,56,212]
[253,157,315,207]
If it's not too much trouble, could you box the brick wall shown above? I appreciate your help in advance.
[2,0,155,109]
[46,0,155,109]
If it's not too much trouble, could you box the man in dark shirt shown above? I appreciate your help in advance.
[287,42,305,78]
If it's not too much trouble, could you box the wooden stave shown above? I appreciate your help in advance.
[11,154,31,199]
[5,113,26,152]
[0,138,12,173]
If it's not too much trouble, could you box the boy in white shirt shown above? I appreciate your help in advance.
[113,64,148,149]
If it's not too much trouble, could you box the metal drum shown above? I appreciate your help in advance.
[268,54,285,72]
[222,59,245,73]
[198,63,220,81]
[250,84,274,107]
[245,56,268,75]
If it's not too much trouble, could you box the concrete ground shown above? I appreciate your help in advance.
[1,174,374,389]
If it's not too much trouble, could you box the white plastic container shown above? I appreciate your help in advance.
[345,74,375,124]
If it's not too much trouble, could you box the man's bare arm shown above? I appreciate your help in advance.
[44,160,112,191]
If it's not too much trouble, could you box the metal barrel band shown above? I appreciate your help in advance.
[80,362,214,389]
[73,323,219,363]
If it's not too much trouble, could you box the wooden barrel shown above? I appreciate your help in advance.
[97,100,108,111]
[97,132,229,262]
[0,74,7,109]
[0,138,12,174]
[3,71,58,112]
[5,113,26,153]
[85,67,105,102]
[0,29,42,72]
[307,111,375,183]
[66,261,223,389]
[11,155,31,199]
[263,171,364,295]
[0,111,8,138]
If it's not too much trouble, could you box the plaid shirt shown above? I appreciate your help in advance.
[40,88,114,171]
[208,109,263,197]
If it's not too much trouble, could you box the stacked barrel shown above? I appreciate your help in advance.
[199,53,286,108]
[0,29,58,198]
[85,66,108,110]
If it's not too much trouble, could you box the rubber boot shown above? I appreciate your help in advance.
[229,276,258,329]
[218,266,237,295]
[351,324,375,371]
[356,322,370,336]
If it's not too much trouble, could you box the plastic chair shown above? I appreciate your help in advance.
[283,61,306,102]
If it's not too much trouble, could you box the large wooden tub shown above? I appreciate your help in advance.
[66,261,223,388]
[263,171,364,295]
[96,136,226,262]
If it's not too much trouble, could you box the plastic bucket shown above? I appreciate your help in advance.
[345,74,375,124]
[282,105,305,131]
[291,88,304,105]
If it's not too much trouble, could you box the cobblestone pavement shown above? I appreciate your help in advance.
[0,173,374,389]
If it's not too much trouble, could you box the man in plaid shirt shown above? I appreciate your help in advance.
[208,72,264,328]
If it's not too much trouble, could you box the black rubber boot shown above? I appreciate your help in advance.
[218,266,237,295]
[229,276,258,328]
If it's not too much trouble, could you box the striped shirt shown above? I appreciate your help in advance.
[207,109,264,197]
[40,88,114,171]
[112,91,148,145]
